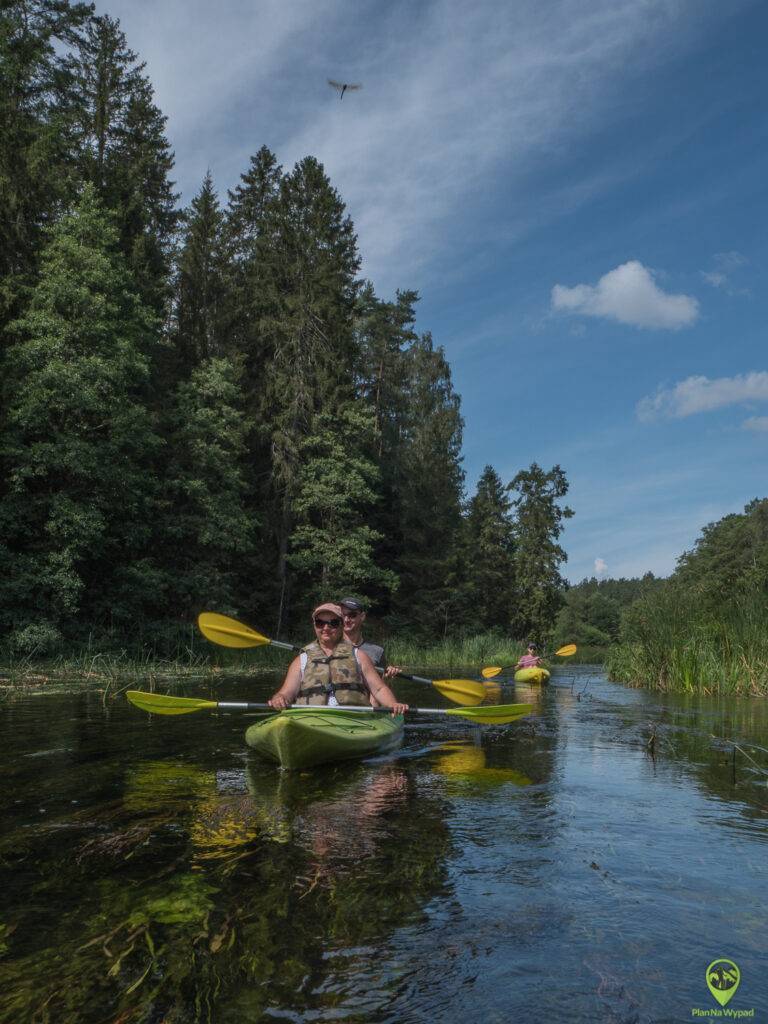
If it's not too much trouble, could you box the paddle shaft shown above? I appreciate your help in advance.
[211,702,473,716]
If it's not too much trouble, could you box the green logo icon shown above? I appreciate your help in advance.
[706,959,740,1007]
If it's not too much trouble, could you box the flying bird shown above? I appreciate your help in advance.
[328,79,362,100]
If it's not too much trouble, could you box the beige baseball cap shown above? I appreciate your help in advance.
[312,602,344,619]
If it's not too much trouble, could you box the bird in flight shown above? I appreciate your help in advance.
[328,79,362,100]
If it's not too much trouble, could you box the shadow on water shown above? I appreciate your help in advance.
[0,668,767,1021]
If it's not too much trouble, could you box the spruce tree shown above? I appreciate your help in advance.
[508,463,574,641]
[175,171,228,371]
[0,0,91,327]
[0,185,162,643]
[72,14,178,315]
[251,156,361,631]
[464,465,516,631]
[161,356,256,619]
[389,334,465,638]
[288,406,397,602]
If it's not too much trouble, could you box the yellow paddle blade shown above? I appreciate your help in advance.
[432,678,486,705]
[555,643,577,657]
[481,666,503,679]
[447,703,532,725]
[198,612,271,649]
[126,690,218,715]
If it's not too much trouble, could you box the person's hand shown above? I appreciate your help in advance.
[383,664,401,679]
[390,702,408,716]
[268,693,291,710]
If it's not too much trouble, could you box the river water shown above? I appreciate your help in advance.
[1,667,766,1023]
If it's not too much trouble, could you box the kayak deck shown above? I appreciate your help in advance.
[513,667,551,684]
[245,707,404,770]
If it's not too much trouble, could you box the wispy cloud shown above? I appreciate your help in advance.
[551,260,699,330]
[701,250,748,294]
[743,416,768,432]
[99,0,721,293]
[594,558,608,576]
[637,371,768,421]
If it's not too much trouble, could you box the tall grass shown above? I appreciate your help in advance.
[386,633,523,672]
[0,622,290,686]
[605,587,768,695]
[385,633,601,671]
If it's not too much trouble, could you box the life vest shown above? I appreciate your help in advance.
[295,641,370,706]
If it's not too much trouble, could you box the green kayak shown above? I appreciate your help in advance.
[244,707,404,770]
[513,667,551,684]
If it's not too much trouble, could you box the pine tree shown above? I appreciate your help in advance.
[508,463,574,641]
[0,185,162,642]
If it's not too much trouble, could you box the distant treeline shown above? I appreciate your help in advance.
[569,499,768,693]
[0,2,574,657]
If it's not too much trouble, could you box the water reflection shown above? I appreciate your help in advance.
[0,672,767,1020]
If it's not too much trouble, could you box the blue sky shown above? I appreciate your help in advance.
[99,0,767,582]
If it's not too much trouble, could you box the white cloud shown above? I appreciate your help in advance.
[594,558,608,576]
[551,260,699,329]
[743,416,768,433]
[637,371,768,421]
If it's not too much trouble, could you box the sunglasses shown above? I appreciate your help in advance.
[342,609,360,619]
[314,617,342,628]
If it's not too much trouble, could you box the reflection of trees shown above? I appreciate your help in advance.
[646,693,768,817]
[0,757,453,1022]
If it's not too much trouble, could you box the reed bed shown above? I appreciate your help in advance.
[605,588,768,695]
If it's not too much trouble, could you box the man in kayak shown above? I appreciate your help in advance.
[516,642,544,670]
[338,596,401,679]
[268,603,408,715]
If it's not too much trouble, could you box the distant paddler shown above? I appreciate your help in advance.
[515,642,544,672]
[268,603,409,715]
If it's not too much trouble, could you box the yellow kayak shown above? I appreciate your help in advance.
[513,667,550,684]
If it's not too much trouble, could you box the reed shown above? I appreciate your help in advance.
[605,586,768,695]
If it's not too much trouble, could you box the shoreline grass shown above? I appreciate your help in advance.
[0,631,602,688]
[605,589,768,696]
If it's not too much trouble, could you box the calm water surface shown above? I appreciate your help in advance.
[1,667,767,1023]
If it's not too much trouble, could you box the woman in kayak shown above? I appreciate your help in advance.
[516,642,544,670]
[268,602,409,715]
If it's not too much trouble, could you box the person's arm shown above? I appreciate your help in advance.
[268,656,302,709]
[357,650,408,715]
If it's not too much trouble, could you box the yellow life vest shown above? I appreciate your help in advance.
[295,641,370,706]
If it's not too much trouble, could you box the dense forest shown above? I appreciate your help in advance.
[0,1,575,657]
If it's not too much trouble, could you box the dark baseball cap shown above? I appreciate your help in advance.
[338,596,364,612]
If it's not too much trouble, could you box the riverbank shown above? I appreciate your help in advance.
[0,633,604,688]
